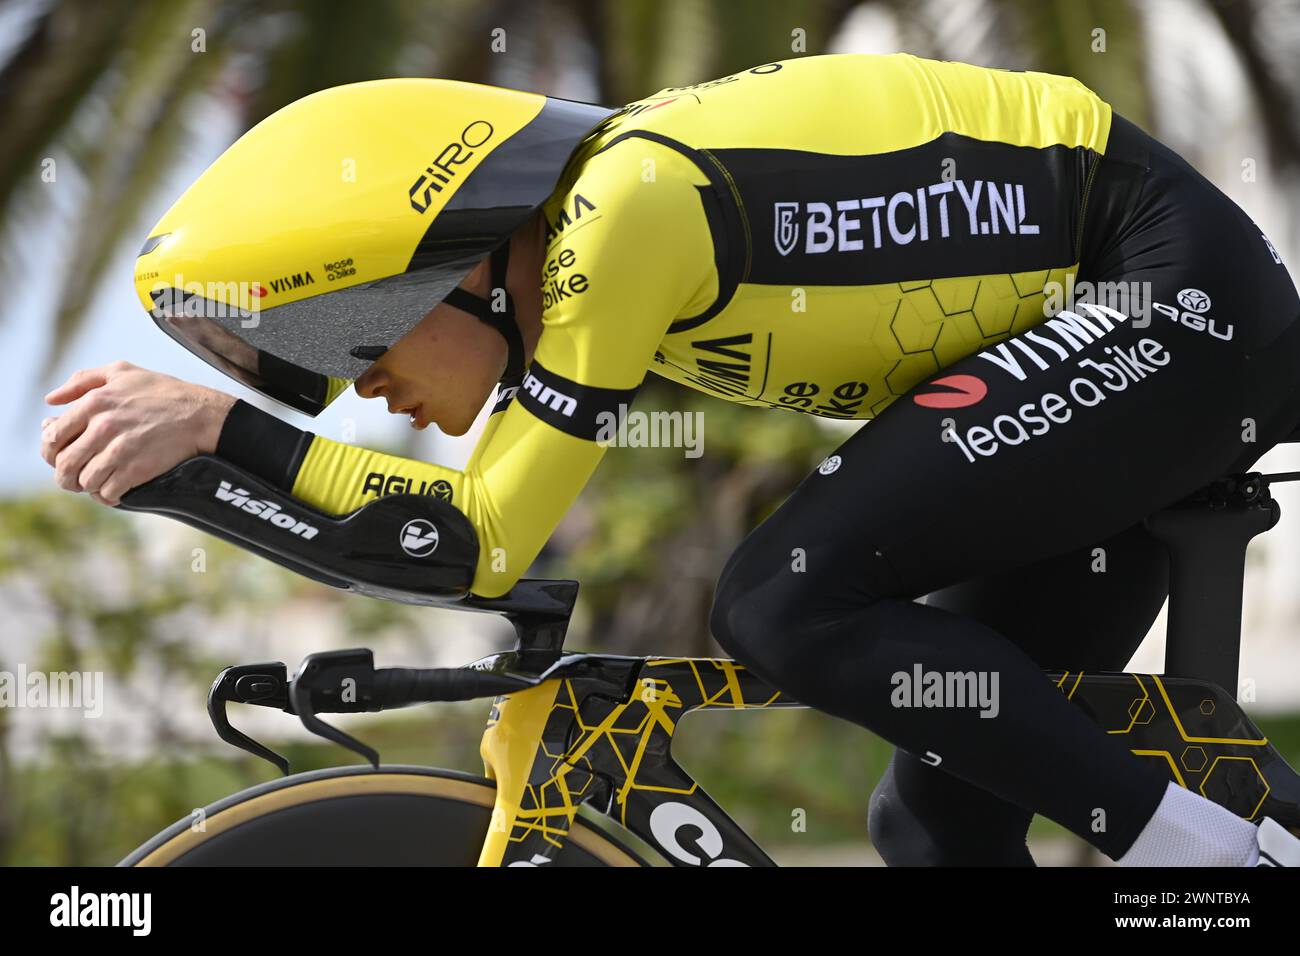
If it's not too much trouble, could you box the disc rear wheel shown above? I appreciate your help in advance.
[119,765,646,866]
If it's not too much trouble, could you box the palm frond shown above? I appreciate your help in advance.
[241,0,412,125]
[42,0,234,371]
[1204,0,1300,167]
[0,0,138,231]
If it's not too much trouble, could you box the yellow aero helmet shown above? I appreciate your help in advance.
[135,79,615,415]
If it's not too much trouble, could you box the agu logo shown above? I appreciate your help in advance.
[399,518,439,557]
[817,455,842,475]
[1176,288,1211,313]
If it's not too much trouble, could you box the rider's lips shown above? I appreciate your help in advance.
[391,403,429,430]
[912,374,988,409]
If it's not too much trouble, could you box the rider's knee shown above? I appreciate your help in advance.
[709,542,808,677]
[710,533,895,681]
[708,554,771,665]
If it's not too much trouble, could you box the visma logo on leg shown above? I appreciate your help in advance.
[920,303,1176,463]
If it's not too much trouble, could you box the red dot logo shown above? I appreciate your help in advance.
[912,374,988,409]
[251,283,267,298]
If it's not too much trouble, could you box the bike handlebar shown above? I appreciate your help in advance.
[370,666,525,706]
[211,650,535,773]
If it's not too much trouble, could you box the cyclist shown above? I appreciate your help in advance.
[41,54,1300,866]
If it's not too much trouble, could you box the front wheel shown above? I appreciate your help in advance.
[119,765,647,866]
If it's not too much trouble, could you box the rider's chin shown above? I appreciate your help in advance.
[438,416,472,437]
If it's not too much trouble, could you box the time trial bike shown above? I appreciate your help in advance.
[114,450,1300,866]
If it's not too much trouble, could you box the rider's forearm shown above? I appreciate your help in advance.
[289,432,467,513]
[213,399,466,510]
[210,392,561,595]
[288,421,606,599]
[214,399,316,489]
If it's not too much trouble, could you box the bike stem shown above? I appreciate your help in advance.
[1144,472,1280,693]
[460,579,581,671]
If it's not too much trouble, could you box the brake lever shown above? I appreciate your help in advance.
[208,662,293,776]
[289,649,381,768]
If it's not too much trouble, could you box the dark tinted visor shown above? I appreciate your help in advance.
[148,257,480,416]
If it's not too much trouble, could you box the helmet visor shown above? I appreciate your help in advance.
[147,256,480,416]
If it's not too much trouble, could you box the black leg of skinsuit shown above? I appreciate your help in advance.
[868,523,1169,865]
[709,115,1300,862]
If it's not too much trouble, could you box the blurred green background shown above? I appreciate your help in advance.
[3,0,1300,866]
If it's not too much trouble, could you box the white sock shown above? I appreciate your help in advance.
[1117,781,1259,866]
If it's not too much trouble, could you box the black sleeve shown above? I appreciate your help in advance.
[214,399,315,490]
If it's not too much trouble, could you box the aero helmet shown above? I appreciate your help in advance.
[134,79,615,415]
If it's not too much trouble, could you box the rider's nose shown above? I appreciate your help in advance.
[354,368,386,399]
